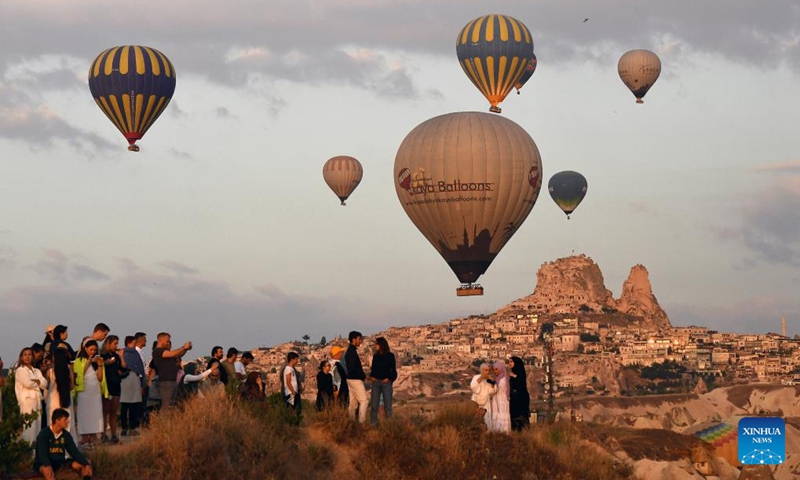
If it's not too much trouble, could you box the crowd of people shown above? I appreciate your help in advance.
[0,324,533,478]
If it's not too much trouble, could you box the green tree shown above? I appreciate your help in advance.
[319,336,327,346]
[302,334,310,344]
[1,372,37,474]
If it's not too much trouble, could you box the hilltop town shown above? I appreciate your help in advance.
[248,255,797,405]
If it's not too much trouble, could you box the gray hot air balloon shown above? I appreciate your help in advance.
[548,170,587,219]
[618,49,661,103]
[394,112,543,296]
[323,155,363,206]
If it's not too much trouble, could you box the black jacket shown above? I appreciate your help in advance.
[344,344,366,381]
[369,352,397,382]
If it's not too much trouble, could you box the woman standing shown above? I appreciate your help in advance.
[14,347,48,443]
[46,325,75,434]
[508,356,530,431]
[368,337,397,425]
[490,361,511,433]
[470,363,496,430]
[74,339,107,448]
[101,335,125,443]
[315,361,334,411]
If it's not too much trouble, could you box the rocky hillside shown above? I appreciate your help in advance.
[500,254,671,327]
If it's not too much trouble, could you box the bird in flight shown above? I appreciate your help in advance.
[583,18,589,23]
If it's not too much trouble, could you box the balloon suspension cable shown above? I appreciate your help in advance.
[489,106,502,114]
[127,145,140,152]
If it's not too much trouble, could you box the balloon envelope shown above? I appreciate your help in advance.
[456,14,535,113]
[323,156,363,206]
[548,171,588,218]
[617,49,661,103]
[394,112,543,290]
[88,46,176,151]
[514,54,537,93]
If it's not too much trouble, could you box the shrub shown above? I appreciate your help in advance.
[0,371,37,475]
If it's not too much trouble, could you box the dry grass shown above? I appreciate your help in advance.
[89,394,638,480]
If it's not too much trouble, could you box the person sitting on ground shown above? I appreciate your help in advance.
[316,361,334,411]
[239,371,266,402]
[34,408,93,480]
[177,361,219,402]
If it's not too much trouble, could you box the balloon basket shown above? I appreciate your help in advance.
[456,284,484,296]
[127,145,140,152]
[636,98,644,104]
[489,106,501,114]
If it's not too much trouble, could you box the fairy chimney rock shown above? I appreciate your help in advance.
[616,264,671,327]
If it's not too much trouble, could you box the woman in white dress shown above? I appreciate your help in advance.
[14,347,48,443]
[73,339,107,448]
[490,361,511,433]
[470,363,497,430]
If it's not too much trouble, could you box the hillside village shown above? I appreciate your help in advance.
[248,255,799,402]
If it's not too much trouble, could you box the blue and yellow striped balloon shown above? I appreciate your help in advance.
[88,46,176,152]
[456,14,534,113]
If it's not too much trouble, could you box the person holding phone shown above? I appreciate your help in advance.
[470,363,497,430]
[73,339,107,449]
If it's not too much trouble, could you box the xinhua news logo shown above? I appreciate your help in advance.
[738,417,785,465]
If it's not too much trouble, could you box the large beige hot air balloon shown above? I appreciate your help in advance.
[617,49,661,103]
[394,112,543,296]
[323,156,363,206]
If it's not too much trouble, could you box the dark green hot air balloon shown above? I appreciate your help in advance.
[548,171,587,219]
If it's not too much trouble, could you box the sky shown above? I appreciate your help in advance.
[1,0,799,361]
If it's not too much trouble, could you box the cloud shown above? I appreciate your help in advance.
[739,177,800,266]
[33,249,109,283]
[753,160,800,173]
[160,261,199,275]
[0,246,17,270]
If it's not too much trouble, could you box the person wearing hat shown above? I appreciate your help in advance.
[329,346,349,406]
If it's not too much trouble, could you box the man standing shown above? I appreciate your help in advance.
[236,352,253,380]
[344,331,368,423]
[34,408,93,480]
[121,336,145,436]
[222,348,239,382]
[329,346,348,407]
[207,346,229,385]
[282,352,302,415]
[91,323,110,343]
[152,332,192,408]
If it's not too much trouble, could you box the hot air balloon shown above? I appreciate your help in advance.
[456,14,535,113]
[617,49,661,104]
[323,155,363,206]
[514,54,537,94]
[394,112,543,296]
[548,171,587,219]
[88,46,177,151]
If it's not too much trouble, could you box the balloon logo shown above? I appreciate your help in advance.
[515,54,537,94]
[88,46,176,152]
[456,14,535,113]
[618,49,661,104]
[398,168,412,191]
[323,156,363,206]
[548,170,588,219]
[395,112,543,296]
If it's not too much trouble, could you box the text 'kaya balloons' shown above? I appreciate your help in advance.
[514,54,537,94]
[618,49,661,104]
[323,156,363,206]
[456,14,535,113]
[88,46,177,151]
[394,112,543,296]
[548,170,588,219]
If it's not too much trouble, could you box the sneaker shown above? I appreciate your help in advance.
[111,436,120,444]
[101,435,110,443]
[121,430,128,436]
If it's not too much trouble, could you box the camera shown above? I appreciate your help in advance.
[486,379,496,385]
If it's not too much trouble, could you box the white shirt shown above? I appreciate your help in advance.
[330,359,342,390]
[136,346,148,376]
[234,361,246,377]
[283,366,298,397]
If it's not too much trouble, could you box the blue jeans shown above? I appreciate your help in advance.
[370,381,393,424]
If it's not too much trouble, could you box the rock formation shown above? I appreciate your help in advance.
[501,254,671,327]
[617,264,670,327]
